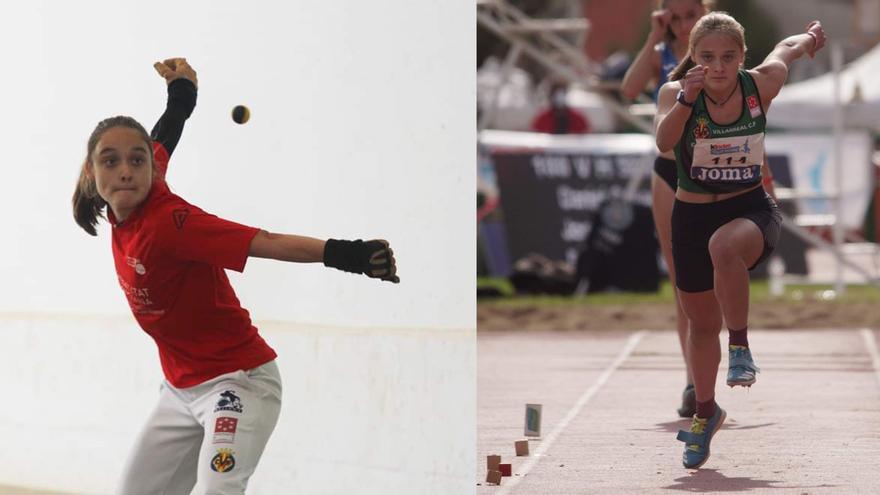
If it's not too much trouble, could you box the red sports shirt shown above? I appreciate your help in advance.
[108,142,277,388]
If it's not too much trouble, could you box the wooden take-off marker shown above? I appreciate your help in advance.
[486,470,503,485]
[487,454,501,472]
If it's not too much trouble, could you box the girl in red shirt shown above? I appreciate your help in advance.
[72,58,399,494]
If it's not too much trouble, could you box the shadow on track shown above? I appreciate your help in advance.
[662,469,840,492]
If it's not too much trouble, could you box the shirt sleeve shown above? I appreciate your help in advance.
[150,78,197,158]
[159,200,260,272]
[152,141,170,182]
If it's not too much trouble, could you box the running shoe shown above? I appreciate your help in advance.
[677,384,696,418]
[676,404,726,469]
[727,345,760,387]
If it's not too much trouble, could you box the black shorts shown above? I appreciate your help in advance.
[671,186,782,293]
[653,156,678,192]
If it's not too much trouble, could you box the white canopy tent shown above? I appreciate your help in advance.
[769,41,880,130]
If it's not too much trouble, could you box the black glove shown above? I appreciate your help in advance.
[323,239,399,283]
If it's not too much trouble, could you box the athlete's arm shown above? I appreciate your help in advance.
[150,58,198,156]
[655,81,688,152]
[751,21,826,106]
[761,154,777,201]
[248,231,326,263]
[656,64,707,152]
[620,11,668,100]
[248,231,400,283]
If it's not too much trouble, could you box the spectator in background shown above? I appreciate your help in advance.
[530,81,590,134]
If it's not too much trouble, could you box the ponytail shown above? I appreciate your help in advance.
[72,160,107,236]
[668,51,695,82]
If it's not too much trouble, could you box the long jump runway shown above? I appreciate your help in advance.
[478,328,880,494]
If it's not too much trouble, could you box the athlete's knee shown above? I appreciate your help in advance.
[688,316,722,337]
[707,234,742,269]
[680,299,722,333]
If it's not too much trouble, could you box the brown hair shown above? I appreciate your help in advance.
[72,116,154,236]
[667,11,746,82]
[658,0,714,44]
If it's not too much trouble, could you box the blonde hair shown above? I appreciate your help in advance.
[72,116,155,236]
[667,11,746,82]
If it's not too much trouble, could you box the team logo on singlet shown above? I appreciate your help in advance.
[214,390,244,413]
[211,448,236,473]
[747,95,762,118]
[693,116,710,139]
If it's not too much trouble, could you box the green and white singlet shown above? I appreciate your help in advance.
[674,70,766,194]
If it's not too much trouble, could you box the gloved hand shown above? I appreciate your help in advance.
[323,239,399,283]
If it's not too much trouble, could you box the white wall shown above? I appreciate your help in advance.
[0,1,473,330]
[0,2,474,493]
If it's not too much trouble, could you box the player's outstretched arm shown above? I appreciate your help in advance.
[150,57,198,156]
[752,21,826,104]
[248,231,400,283]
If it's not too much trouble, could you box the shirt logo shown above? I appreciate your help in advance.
[173,208,189,230]
[747,95,762,118]
[693,116,710,139]
[211,449,236,473]
[125,256,146,275]
[214,390,244,413]
[710,139,751,156]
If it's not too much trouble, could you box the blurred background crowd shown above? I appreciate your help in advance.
[477,0,880,297]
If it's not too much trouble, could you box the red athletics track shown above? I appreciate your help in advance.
[478,328,880,494]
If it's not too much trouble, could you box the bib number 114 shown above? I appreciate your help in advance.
[712,156,748,165]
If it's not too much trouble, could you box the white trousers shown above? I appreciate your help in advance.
[116,360,282,495]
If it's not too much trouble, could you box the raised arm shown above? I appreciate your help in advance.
[751,21,827,105]
[655,61,708,152]
[150,58,198,156]
[621,9,670,100]
[249,231,400,283]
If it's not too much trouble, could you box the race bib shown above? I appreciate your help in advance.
[691,133,764,184]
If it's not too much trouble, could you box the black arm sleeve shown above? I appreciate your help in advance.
[150,78,197,157]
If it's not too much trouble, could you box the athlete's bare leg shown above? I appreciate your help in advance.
[677,289,723,404]
[652,172,692,385]
[708,218,764,330]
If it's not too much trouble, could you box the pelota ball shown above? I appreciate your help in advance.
[232,105,250,124]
